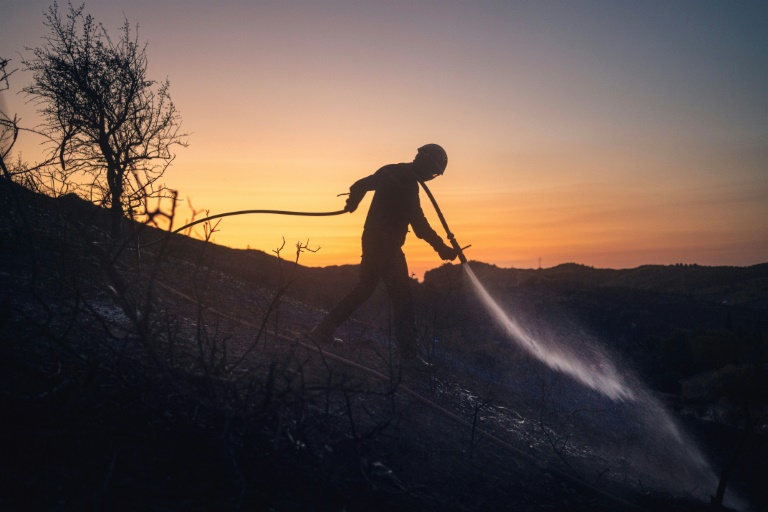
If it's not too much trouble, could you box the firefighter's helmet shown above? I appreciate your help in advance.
[416,144,448,178]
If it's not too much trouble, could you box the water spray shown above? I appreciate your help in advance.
[419,179,721,502]
[418,178,638,400]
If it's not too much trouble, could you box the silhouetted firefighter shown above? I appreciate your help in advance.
[310,144,458,373]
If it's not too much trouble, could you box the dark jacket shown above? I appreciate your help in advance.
[346,163,444,253]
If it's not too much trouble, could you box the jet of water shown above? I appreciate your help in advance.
[464,264,635,401]
[462,263,728,505]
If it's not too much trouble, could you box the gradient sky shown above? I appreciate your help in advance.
[2,1,766,278]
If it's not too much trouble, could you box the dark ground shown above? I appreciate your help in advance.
[1,182,765,511]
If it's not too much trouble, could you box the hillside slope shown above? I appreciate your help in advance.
[2,181,765,511]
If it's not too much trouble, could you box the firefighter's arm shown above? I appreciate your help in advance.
[345,174,377,213]
[411,207,458,261]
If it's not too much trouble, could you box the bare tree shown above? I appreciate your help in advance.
[23,2,187,240]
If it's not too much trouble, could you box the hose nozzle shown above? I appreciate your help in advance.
[447,233,469,265]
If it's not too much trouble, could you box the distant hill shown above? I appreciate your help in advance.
[425,260,768,306]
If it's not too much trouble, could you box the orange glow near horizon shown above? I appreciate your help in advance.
[2,1,766,280]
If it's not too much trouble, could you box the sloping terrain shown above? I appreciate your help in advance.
[1,182,765,511]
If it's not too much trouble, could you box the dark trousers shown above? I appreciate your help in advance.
[320,247,417,357]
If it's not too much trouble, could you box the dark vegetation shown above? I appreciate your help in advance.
[1,180,766,511]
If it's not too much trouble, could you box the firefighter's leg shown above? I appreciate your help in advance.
[310,254,379,342]
[384,250,419,359]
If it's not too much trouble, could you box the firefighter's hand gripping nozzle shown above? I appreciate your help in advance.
[447,232,469,265]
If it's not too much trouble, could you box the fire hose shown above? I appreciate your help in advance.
[142,183,469,262]
[141,207,347,248]
[418,180,470,264]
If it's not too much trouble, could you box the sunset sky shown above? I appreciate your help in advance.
[3,1,766,279]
